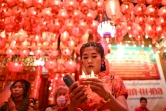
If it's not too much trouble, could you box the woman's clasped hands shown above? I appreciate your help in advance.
[80,78,110,101]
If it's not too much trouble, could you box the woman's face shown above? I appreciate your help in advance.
[57,89,67,97]
[11,82,24,98]
[81,46,102,74]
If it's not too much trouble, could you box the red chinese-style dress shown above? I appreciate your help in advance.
[58,71,128,111]
[134,106,150,111]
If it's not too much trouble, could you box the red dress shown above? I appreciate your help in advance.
[134,106,150,111]
[58,71,128,111]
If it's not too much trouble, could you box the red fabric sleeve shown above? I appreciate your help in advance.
[114,76,128,99]
[57,106,82,111]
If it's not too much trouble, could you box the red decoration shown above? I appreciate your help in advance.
[44,60,57,69]
[64,60,77,73]
[120,2,134,14]
[105,0,121,21]
[134,3,146,16]
[6,62,24,72]
[19,49,30,58]
[0,37,6,49]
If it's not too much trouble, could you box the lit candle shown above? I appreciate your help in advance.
[91,70,94,78]
[90,70,98,79]
[80,71,86,79]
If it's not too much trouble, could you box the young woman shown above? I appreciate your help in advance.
[0,79,34,111]
[67,42,129,111]
[45,86,70,111]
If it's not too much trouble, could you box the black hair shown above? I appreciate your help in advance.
[80,42,106,71]
[140,97,147,103]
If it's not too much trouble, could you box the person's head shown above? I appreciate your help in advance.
[10,79,31,100]
[80,42,106,74]
[10,79,31,111]
[140,97,148,108]
[54,86,68,107]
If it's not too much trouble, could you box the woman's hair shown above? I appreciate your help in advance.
[54,86,68,103]
[80,42,106,71]
[80,42,105,59]
[10,79,31,111]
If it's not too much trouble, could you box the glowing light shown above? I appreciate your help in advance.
[133,44,136,47]
[141,44,144,48]
[145,35,149,39]
[97,20,116,37]
[149,44,152,48]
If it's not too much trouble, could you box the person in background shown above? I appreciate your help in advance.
[29,98,38,111]
[134,97,150,111]
[60,42,128,111]
[0,79,34,111]
[45,86,69,111]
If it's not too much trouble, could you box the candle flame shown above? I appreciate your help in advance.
[81,70,86,78]
[91,70,94,77]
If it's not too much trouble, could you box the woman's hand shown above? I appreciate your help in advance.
[7,98,17,111]
[68,82,87,110]
[81,78,110,100]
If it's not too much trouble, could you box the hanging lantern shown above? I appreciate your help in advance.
[44,60,57,69]
[19,49,30,58]
[0,36,6,49]
[64,60,77,73]
[6,62,24,72]
[105,0,121,21]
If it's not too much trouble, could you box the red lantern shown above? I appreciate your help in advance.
[6,48,15,56]
[145,23,155,37]
[34,49,44,58]
[21,0,32,7]
[105,0,121,21]
[80,0,91,15]
[41,8,52,17]
[134,3,146,16]
[146,16,157,25]
[57,9,69,25]
[61,31,69,42]
[64,60,77,73]
[68,40,75,50]
[162,0,166,5]
[156,16,165,25]
[61,48,72,57]
[156,25,163,36]
[20,49,30,58]
[84,9,97,24]
[135,15,145,24]
[44,60,57,69]
[48,0,62,15]
[78,20,88,35]
[0,37,6,49]
[72,10,84,25]
[90,20,99,35]
[96,0,105,15]
[158,6,166,17]
[120,2,134,14]
[6,0,16,7]
[48,50,59,59]
[32,0,44,9]
[6,62,24,72]
[64,19,74,35]
[63,0,79,16]
[145,5,158,16]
